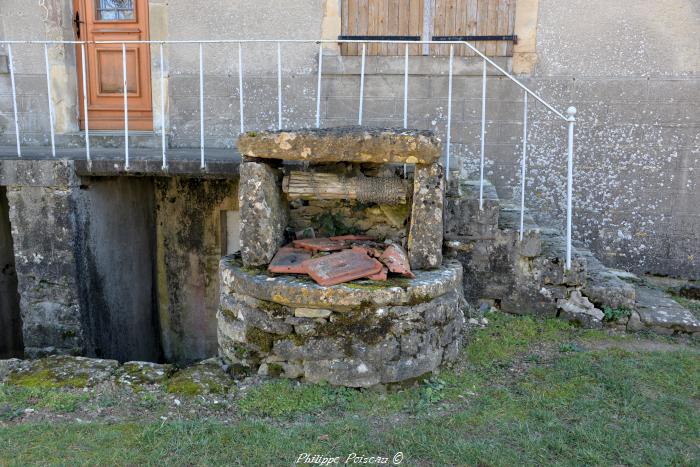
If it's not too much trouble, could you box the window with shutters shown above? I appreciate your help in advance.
[340,0,516,57]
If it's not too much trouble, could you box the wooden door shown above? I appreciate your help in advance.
[75,0,153,131]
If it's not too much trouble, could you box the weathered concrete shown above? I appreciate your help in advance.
[238,128,441,164]
[0,186,22,358]
[74,177,161,363]
[155,177,239,364]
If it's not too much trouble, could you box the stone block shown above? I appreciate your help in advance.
[294,308,332,319]
[381,348,443,383]
[304,359,381,388]
[238,161,288,266]
[237,127,441,164]
[556,290,604,329]
[118,361,175,386]
[408,163,444,270]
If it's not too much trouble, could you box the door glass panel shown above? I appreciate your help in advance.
[95,0,135,20]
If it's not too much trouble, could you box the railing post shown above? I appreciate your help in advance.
[160,43,167,170]
[199,43,205,169]
[315,42,323,128]
[519,92,528,241]
[122,43,129,169]
[565,106,577,271]
[403,43,409,178]
[7,44,21,157]
[81,43,91,168]
[43,44,56,158]
[277,41,283,130]
[479,59,487,210]
[403,43,409,129]
[445,44,453,182]
[358,43,366,125]
[238,42,245,134]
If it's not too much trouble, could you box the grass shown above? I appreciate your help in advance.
[0,313,698,465]
[0,386,89,419]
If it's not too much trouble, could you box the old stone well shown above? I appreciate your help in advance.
[217,128,465,387]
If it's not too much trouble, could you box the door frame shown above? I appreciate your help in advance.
[74,0,154,131]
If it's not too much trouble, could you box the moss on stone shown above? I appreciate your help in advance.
[165,364,232,397]
[345,277,412,291]
[258,300,289,318]
[8,369,89,390]
[245,327,275,353]
[268,363,284,377]
[288,333,309,347]
[408,293,434,305]
[166,378,205,396]
[317,308,392,346]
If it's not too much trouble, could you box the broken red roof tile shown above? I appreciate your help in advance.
[268,247,312,274]
[351,245,384,259]
[329,235,375,242]
[292,238,346,252]
[366,266,388,281]
[379,244,415,279]
[302,250,383,287]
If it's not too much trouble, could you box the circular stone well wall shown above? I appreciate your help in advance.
[217,255,465,387]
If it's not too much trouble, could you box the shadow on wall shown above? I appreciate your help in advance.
[75,177,162,363]
[73,175,240,365]
[0,186,23,358]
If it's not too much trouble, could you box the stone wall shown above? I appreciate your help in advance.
[0,186,22,358]
[0,161,84,358]
[155,177,239,364]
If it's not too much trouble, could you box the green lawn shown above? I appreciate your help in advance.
[1,313,698,466]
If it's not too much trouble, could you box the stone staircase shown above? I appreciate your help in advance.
[444,179,700,336]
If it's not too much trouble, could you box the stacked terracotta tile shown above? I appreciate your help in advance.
[267,236,415,286]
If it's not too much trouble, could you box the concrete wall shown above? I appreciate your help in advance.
[0,159,240,363]
[0,161,84,358]
[74,177,161,363]
[1,0,698,279]
[0,186,22,358]
[155,177,238,364]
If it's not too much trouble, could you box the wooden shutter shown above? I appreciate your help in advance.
[431,0,515,56]
[341,0,424,55]
[341,0,516,57]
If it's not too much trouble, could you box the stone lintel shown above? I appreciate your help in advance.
[237,127,441,164]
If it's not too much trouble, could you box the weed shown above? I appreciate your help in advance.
[603,306,632,322]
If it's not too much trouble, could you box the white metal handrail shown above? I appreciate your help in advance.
[0,38,576,269]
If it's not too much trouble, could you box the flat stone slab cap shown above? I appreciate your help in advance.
[268,247,312,274]
[237,127,441,164]
[302,250,384,286]
[221,254,463,309]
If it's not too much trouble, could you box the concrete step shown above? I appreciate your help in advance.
[444,179,698,337]
[444,179,500,239]
[56,132,163,149]
[608,271,700,336]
